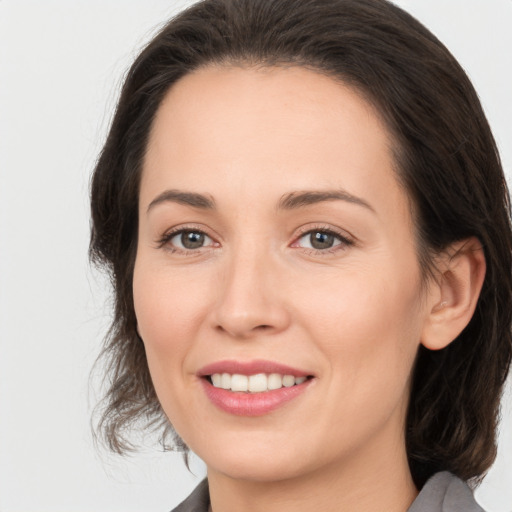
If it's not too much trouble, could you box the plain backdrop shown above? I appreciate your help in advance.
[0,1,511,511]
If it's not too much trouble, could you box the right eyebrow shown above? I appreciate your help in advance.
[277,189,375,213]
[146,189,216,213]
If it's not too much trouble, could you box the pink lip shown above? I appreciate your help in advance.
[197,359,314,417]
[197,359,311,377]
[200,378,312,416]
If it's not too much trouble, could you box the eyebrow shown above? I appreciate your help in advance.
[146,188,374,214]
[147,189,216,213]
[277,189,375,213]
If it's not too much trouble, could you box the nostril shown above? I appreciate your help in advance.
[214,323,274,336]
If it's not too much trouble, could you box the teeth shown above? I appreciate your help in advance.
[231,374,248,392]
[221,373,231,390]
[282,375,295,387]
[248,373,267,392]
[268,373,282,390]
[210,373,308,393]
[211,373,222,387]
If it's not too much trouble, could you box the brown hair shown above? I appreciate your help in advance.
[90,0,512,487]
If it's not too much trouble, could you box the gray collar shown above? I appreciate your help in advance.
[172,472,485,512]
[407,472,485,512]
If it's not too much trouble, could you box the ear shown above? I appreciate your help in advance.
[421,237,486,351]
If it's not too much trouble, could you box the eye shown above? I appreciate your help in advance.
[293,228,353,252]
[159,229,216,251]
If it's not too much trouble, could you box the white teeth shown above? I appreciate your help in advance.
[221,373,231,390]
[210,372,309,392]
[231,374,248,392]
[282,375,295,387]
[267,373,282,390]
[211,373,222,387]
[248,373,267,392]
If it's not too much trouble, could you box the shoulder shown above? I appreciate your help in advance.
[170,479,210,512]
[408,472,485,512]
[172,473,484,512]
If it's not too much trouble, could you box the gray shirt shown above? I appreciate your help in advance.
[408,472,484,512]
[171,472,484,512]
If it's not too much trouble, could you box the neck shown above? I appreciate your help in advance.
[207,428,418,512]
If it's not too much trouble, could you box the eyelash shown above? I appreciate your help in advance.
[156,224,355,256]
[292,225,355,255]
[156,225,218,255]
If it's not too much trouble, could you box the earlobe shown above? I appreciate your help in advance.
[421,237,486,351]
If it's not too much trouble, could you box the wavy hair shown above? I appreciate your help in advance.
[90,0,512,487]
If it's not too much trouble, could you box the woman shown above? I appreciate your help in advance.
[90,0,512,510]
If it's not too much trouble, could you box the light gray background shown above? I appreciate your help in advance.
[0,1,511,511]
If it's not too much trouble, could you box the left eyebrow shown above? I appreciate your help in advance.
[277,189,375,213]
[146,189,216,213]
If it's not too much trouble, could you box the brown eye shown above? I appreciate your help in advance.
[169,230,212,250]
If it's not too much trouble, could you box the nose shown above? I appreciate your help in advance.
[211,245,291,339]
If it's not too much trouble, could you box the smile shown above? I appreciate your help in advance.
[209,373,308,393]
[198,360,314,416]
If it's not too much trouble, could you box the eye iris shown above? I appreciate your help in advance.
[310,231,335,249]
[181,231,205,249]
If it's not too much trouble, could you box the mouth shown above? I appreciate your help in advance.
[197,360,314,416]
[205,372,311,393]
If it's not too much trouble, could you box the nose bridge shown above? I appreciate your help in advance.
[213,236,289,338]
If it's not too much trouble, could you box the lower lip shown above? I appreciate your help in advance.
[201,378,312,416]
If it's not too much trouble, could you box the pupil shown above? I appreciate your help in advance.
[311,232,334,250]
[182,231,205,249]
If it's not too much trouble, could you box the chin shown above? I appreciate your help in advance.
[207,451,311,483]
[186,427,341,484]
[180,428,305,482]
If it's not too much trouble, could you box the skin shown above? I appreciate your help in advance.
[133,65,485,512]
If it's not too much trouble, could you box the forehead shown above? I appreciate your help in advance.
[141,65,409,223]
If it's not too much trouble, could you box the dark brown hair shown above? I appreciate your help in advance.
[90,0,512,487]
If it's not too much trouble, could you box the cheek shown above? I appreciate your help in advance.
[132,260,211,428]
[295,263,423,398]
[297,261,422,340]
[132,259,204,397]
[133,260,208,346]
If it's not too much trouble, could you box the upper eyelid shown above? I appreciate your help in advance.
[293,223,355,242]
[156,225,216,248]
[293,232,353,249]
[160,224,216,239]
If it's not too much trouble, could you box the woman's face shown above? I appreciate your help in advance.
[134,66,433,482]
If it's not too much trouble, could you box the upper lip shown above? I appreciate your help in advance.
[197,359,312,378]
